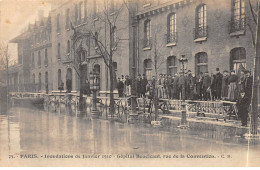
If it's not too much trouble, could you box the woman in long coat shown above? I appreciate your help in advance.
[227,70,238,101]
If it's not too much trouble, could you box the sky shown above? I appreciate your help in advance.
[0,0,53,62]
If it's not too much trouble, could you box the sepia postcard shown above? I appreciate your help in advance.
[0,0,260,167]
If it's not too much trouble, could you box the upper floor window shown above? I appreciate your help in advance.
[93,0,99,17]
[94,32,99,48]
[44,49,48,66]
[57,43,61,59]
[230,0,245,33]
[56,14,61,32]
[32,53,35,68]
[144,19,151,48]
[38,51,41,67]
[194,4,207,40]
[75,4,79,23]
[66,8,70,29]
[79,1,85,20]
[167,13,177,44]
[67,40,71,54]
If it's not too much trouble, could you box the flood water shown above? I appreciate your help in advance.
[0,107,260,166]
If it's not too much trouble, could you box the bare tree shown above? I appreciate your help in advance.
[247,0,259,135]
[87,1,129,116]
[0,41,14,109]
[149,27,167,120]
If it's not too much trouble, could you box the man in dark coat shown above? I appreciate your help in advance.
[117,77,124,97]
[136,74,142,98]
[178,73,186,100]
[172,74,179,99]
[202,72,211,101]
[243,70,253,99]
[196,72,204,100]
[212,68,223,100]
[166,75,172,99]
[141,74,148,97]
[236,91,250,126]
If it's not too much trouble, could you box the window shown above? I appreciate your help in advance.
[66,8,70,29]
[38,51,41,67]
[94,32,98,48]
[57,43,61,59]
[93,0,99,17]
[194,4,207,39]
[110,0,115,12]
[144,19,151,48]
[44,49,48,66]
[167,13,177,44]
[56,14,60,32]
[113,61,117,72]
[45,72,48,92]
[230,47,246,73]
[79,1,85,20]
[167,56,177,76]
[32,53,35,68]
[75,4,78,23]
[32,74,35,84]
[230,0,245,33]
[144,59,152,81]
[93,64,101,89]
[111,26,117,48]
[195,52,208,75]
[67,40,71,54]
[58,69,61,89]
[38,72,42,91]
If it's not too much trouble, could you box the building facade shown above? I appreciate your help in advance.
[134,0,256,80]
[8,0,259,102]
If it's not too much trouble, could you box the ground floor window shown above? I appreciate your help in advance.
[144,59,152,81]
[167,56,177,76]
[195,52,208,75]
[230,47,246,74]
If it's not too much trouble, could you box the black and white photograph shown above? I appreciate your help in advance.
[0,0,260,167]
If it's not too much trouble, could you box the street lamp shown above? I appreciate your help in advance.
[89,70,100,118]
[178,55,188,128]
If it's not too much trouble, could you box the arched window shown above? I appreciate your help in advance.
[32,52,35,68]
[44,48,48,66]
[57,43,61,59]
[67,40,71,54]
[195,4,207,39]
[230,0,245,32]
[144,59,152,81]
[32,74,35,84]
[144,19,151,48]
[56,13,60,32]
[167,13,176,44]
[66,8,70,29]
[167,56,177,76]
[38,72,42,91]
[38,51,41,67]
[58,69,61,89]
[195,52,208,75]
[230,47,246,73]
[93,64,100,74]
[45,72,48,92]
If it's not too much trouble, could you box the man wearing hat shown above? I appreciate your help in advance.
[212,68,223,100]
[243,70,253,99]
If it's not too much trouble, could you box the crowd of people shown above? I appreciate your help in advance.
[116,68,253,126]
[117,68,253,102]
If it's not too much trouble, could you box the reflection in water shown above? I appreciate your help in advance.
[0,107,259,166]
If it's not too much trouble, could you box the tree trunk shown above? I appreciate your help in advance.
[109,65,115,115]
[250,2,260,135]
